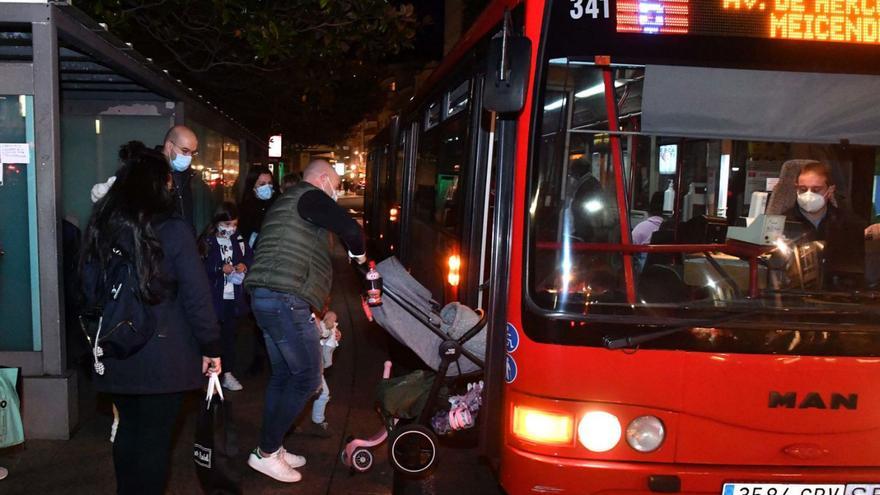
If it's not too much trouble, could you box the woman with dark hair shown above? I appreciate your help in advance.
[239,165,277,247]
[280,172,302,193]
[81,146,221,495]
[198,201,254,391]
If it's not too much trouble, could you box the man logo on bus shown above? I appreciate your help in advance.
[768,391,858,409]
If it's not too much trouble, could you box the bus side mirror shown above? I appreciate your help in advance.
[483,34,532,114]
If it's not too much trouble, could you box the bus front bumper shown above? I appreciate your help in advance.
[501,445,880,495]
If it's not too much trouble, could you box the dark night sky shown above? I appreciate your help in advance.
[404,0,446,63]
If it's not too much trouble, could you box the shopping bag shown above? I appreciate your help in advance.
[376,369,445,428]
[193,373,241,495]
[0,368,24,449]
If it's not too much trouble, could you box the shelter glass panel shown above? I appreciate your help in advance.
[0,94,39,351]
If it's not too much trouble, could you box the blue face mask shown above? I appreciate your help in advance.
[171,154,192,172]
[255,184,273,200]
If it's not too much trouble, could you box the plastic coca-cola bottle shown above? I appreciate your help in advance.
[365,261,383,306]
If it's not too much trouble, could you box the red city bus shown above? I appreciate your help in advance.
[365,0,880,493]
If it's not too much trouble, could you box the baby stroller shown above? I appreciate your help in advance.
[341,257,487,476]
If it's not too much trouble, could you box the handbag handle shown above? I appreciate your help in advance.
[205,372,224,408]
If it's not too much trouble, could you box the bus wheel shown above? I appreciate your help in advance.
[389,424,438,476]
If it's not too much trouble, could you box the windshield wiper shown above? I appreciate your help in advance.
[602,311,756,350]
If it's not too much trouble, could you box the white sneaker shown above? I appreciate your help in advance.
[278,446,306,468]
[222,372,243,391]
[0,466,7,480]
[247,448,302,483]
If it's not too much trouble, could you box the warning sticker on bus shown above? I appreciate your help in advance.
[722,483,880,495]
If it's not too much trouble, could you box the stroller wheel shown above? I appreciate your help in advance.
[352,448,374,472]
[389,424,438,476]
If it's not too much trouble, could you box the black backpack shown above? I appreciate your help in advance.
[79,247,157,375]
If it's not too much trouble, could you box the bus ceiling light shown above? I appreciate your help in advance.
[512,405,574,445]
[583,199,603,213]
[545,81,626,110]
[578,411,621,452]
[626,415,665,453]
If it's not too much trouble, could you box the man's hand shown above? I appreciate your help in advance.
[202,356,222,376]
[353,254,367,265]
[222,264,234,275]
[866,223,880,240]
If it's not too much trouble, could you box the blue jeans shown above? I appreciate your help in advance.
[311,375,330,424]
[250,287,322,453]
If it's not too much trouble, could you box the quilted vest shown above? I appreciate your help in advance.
[244,182,332,309]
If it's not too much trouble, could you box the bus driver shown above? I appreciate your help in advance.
[782,160,869,289]
[783,160,839,240]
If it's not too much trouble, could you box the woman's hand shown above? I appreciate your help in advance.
[235,263,247,273]
[222,264,234,275]
[334,329,342,342]
[202,356,222,376]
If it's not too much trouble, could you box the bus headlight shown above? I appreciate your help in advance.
[577,411,621,452]
[512,405,574,445]
[625,415,665,452]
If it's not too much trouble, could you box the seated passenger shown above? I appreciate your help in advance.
[632,192,665,272]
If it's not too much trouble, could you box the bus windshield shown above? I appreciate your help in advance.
[526,58,880,355]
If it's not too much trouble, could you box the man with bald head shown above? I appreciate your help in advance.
[244,159,366,483]
[161,125,199,227]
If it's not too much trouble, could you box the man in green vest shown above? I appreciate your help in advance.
[244,159,366,483]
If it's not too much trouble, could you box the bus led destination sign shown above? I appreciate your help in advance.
[616,0,880,44]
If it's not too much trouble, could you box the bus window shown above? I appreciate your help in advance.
[527,59,880,353]
[446,80,470,119]
[425,100,442,131]
[395,129,407,206]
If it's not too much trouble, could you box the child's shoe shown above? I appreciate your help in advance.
[297,420,333,438]
[222,372,243,391]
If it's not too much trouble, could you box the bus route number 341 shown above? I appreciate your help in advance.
[570,0,610,19]
[723,484,880,495]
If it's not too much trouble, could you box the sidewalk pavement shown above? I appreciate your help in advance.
[0,246,501,495]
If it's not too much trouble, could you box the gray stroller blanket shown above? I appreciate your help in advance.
[370,257,485,376]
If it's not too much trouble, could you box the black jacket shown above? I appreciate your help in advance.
[239,195,275,245]
[93,218,221,395]
[172,169,195,231]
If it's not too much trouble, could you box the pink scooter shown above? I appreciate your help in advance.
[341,360,396,472]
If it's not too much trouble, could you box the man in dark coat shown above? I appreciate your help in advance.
[161,125,199,229]
[783,160,866,288]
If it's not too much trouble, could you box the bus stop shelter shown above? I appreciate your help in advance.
[0,0,265,439]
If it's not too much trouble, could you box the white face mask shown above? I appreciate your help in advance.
[322,176,338,202]
[797,191,826,213]
[217,225,236,238]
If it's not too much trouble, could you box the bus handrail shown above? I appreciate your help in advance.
[535,241,727,253]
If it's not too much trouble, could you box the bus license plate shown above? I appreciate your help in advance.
[723,484,880,495]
